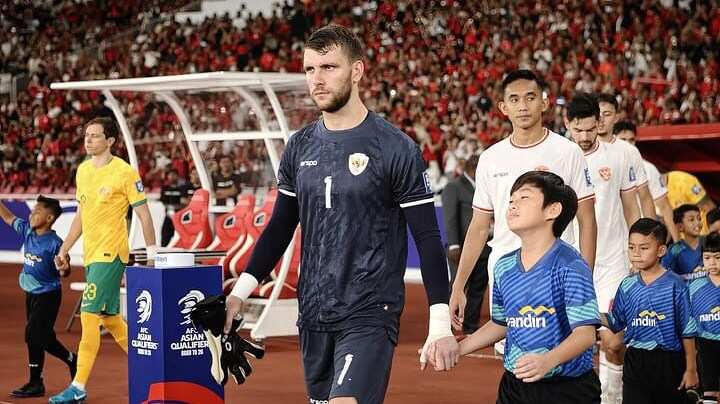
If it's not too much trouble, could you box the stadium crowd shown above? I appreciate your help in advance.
[1,0,719,194]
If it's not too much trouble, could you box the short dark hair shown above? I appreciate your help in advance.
[566,93,600,121]
[706,208,720,226]
[305,24,363,62]
[613,120,637,135]
[37,195,62,224]
[629,218,668,244]
[703,231,720,253]
[84,117,119,144]
[595,93,619,110]
[673,204,700,224]
[501,69,544,97]
[510,171,578,237]
[466,154,479,171]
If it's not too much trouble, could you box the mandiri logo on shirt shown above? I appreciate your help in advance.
[699,306,720,323]
[507,305,556,328]
[631,310,665,327]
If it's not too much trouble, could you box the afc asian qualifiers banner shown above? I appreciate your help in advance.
[127,265,224,404]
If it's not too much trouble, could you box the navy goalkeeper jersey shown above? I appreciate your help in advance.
[277,111,434,333]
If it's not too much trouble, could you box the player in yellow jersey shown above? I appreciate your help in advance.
[665,170,717,234]
[51,117,157,404]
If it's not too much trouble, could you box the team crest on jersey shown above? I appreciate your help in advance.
[629,167,636,182]
[599,167,612,181]
[584,168,593,187]
[692,185,703,195]
[136,180,145,192]
[348,153,369,176]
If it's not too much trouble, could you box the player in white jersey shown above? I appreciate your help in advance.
[613,120,679,242]
[566,94,640,404]
[595,94,656,220]
[449,70,598,345]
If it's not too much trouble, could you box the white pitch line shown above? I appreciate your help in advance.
[465,353,504,361]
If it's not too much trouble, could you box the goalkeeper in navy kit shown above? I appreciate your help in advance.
[224,25,458,404]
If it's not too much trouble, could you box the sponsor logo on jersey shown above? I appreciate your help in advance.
[300,160,318,167]
[629,167,637,182]
[631,310,665,327]
[699,306,720,323]
[507,305,555,328]
[348,153,369,175]
[599,167,612,181]
[23,253,43,267]
[493,172,509,177]
[98,186,111,198]
[136,290,152,324]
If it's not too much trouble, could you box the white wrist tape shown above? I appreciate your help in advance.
[230,273,259,301]
[428,303,454,339]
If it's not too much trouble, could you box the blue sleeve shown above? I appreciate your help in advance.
[390,141,433,207]
[607,283,627,333]
[491,269,507,326]
[277,136,297,197]
[676,283,697,338]
[12,218,31,238]
[661,245,678,274]
[562,260,601,329]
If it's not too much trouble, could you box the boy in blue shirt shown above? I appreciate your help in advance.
[663,204,705,281]
[0,197,77,398]
[455,171,601,403]
[690,231,720,403]
[603,218,698,404]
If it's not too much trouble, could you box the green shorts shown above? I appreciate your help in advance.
[81,257,126,315]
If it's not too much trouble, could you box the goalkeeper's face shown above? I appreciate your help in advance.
[84,123,113,156]
[304,46,361,113]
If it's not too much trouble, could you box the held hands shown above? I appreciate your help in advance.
[420,336,460,371]
[513,353,555,383]
[419,303,459,372]
[54,248,71,277]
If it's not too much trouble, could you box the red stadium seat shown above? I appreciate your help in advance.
[224,189,277,278]
[167,189,212,249]
[204,194,256,276]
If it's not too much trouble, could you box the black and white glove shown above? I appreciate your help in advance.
[190,295,265,385]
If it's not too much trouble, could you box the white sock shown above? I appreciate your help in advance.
[599,352,609,402]
[606,362,623,403]
[71,381,86,391]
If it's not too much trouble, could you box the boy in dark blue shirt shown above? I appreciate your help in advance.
[603,218,698,404]
[458,171,601,404]
[0,196,76,398]
[690,231,720,404]
[663,204,705,281]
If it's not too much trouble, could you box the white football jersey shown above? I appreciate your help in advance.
[473,129,595,264]
[583,140,635,267]
[608,136,648,188]
[642,159,668,200]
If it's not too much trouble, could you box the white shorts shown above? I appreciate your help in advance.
[593,261,628,313]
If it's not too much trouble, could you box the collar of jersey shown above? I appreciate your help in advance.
[318,111,373,139]
[516,238,561,273]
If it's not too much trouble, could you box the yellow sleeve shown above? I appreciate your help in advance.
[682,173,707,205]
[125,168,147,207]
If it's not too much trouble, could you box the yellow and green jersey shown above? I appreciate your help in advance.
[76,156,146,266]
